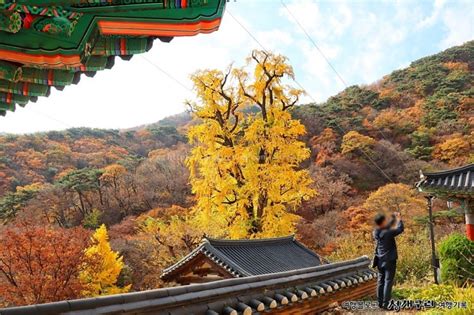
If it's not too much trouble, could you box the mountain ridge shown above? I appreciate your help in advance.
[0,41,472,196]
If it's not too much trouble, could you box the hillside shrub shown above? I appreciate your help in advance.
[396,233,432,282]
[438,233,474,285]
[409,284,473,315]
[329,231,431,283]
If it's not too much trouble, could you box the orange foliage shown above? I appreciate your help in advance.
[373,108,417,134]
[137,205,188,223]
[378,85,403,105]
[310,128,338,166]
[341,131,376,155]
[72,138,108,154]
[433,133,472,165]
[148,148,169,159]
[363,183,425,227]
[135,129,151,138]
[101,164,127,182]
[0,223,90,306]
[320,242,338,256]
[14,149,46,171]
[458,97,474,128]
[443,62,469,71]
[341,205,372,235]
[373,109,400,128]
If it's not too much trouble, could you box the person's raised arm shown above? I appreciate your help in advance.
[387,212,404,237]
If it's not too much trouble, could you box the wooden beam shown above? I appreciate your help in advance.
[165,252,234,285]
[177,275,227,284]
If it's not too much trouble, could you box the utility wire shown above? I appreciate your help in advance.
[227,10,266,52]
[29,108,74,129]
[23,16,394,183]
[23,56,193,146]
[226,7,394,183]
[280,0,409,174]
[141,55,193,92]
[280,0,348,87]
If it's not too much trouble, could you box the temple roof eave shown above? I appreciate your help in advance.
[417,164,474,199]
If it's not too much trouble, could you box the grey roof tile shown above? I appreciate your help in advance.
[0,257,373,315]
[417,164,474,195]
[162,235,321,280]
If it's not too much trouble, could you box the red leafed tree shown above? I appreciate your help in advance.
[0,222,90,306]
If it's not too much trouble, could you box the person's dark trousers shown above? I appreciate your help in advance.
[377,260,397,308]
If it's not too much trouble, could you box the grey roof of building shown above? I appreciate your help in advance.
[417,164,474,196]
[0,256,375,315]
[161,236,322,280]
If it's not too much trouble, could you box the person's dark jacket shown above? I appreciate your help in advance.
[373,219,404,263]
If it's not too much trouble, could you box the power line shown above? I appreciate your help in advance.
[28,108,73,129]
[226,10,267,52]
[280,0,348,87]
[141,55,193,92]
[20,13,394,183]
[226,7,394,183]
[18,56,193,138]
[280,0,409,174]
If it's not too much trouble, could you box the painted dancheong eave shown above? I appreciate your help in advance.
[98,18,222,36]
[0,0,226,116]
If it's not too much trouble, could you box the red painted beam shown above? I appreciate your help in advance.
[466,213,474,241]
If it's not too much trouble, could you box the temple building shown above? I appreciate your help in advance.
[417,163,474,241]
[161,236,324,284]
[0,0,226,116]
[0,236,377,315]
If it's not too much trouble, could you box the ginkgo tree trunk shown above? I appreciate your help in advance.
[187,50,315,239]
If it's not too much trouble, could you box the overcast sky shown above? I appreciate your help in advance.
[1,0,472,134]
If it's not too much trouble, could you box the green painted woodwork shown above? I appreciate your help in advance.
[0,0,221,56]
[0,80,50,96]
[0,102,15,112]
[92,38,151,56]
[0,92,29,105]
[0,11,21,33]
[0,0,226,115]
[0,61,21,81]
[21,68,76,86]
[73,56,109,71]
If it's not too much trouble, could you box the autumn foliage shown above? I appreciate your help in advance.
[0,223,90,306]
[80,224,130,296]
[0,42,472,306]
[187,50,315,238]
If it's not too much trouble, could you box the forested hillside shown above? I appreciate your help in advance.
[0,42,472,306]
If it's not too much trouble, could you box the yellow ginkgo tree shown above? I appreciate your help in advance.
[187,50,315,239]
[80,224,130,296]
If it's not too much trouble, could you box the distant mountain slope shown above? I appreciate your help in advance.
[0,41,472,196]
[293,40,472,167]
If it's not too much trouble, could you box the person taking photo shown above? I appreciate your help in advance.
[373,211,404,309]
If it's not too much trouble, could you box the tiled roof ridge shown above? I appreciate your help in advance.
[162,235,318,278]
[417,163,473,195]
[205,236,323,276]
[200,242,250,277]
[161,235,326,280]
[160,242,208,277]
[205,235,295,246]
[160,242,251,279]
[421,163,473,177]
[0,256,374,315]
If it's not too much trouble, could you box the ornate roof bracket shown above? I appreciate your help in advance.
[0,0,226,116]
